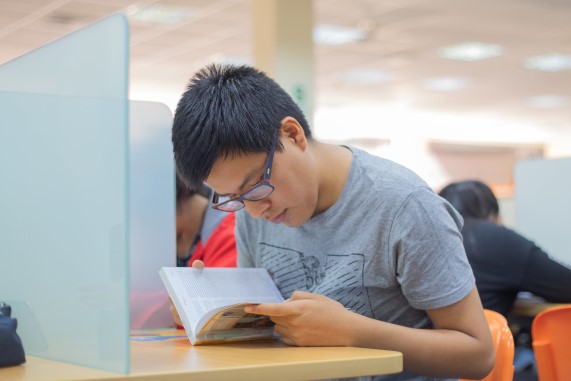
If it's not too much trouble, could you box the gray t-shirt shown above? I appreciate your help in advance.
[236,147,474,381]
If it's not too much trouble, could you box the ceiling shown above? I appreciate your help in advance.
[1,0,570,145]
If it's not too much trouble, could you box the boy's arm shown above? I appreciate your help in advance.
[245,286,494,380]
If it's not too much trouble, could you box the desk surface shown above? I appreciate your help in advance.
[3,330,403,381]
[510,294,562,318]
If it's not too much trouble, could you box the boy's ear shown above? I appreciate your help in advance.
[279,116,307,149]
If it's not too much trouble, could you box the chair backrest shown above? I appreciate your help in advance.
[532,304,571,381]
[460,309,515,381]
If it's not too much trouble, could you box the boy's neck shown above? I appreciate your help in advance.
[312,141,353,216]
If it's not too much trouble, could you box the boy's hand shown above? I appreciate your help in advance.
[169,297,183,327]
[169,260,206,327]
[244,291,357,347]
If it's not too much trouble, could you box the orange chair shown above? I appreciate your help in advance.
[461,309,515,381]
[532,304,571,381]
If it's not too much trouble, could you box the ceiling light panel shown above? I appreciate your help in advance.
[524,53,571,72]
[342,69,393,84]
[438,41,503,61]
[126,4,194,26]
[313,24,368,45]
[528,95,569,109]
[423,77,468,91]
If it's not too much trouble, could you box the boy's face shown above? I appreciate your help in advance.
[205,134,319,228]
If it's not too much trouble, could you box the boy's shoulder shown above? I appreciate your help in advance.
[350,147,430,193]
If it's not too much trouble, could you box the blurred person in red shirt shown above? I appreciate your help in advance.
[176,176,237,268]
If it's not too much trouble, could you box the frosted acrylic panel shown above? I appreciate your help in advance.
[515,158,571,268]
[129,100,176,329]
[0,14,129,373]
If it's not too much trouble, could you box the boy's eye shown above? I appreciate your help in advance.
[248,179,261,188]
[217,194,236,203]
[242,174,263,191]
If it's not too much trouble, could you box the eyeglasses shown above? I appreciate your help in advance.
[211,139,276,212]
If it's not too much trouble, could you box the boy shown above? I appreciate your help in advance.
[172,64,494,380]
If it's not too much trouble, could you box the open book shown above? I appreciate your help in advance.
[159,267,284,345]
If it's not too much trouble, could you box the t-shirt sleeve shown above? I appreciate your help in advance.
[389,187,475,310]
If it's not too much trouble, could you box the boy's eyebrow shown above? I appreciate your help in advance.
[238,164,265,191]
[217,163,265,197]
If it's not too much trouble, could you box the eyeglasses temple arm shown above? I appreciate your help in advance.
[264,138,276,180]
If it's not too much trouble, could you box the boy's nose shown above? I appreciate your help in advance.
[244,198,271,219]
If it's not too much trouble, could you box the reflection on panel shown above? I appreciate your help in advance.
[0,14,130,373]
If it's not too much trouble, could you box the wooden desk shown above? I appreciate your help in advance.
[508,295,564,347]
[510,294,562,318]
[510,302,560,318]
[3,330,403,381]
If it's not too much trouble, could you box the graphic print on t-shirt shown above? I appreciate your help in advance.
[258,243,374,317]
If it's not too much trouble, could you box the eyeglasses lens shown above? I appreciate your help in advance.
[244,183,274,201]
[217,199,245,212]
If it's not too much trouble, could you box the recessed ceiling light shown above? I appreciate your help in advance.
[126,4,194,25]
[342,69,392,84]
[313,24,367,46]
[438,42,503,62]
[423,77,467,91]
[528,95,569,108]
[524,54,571,72]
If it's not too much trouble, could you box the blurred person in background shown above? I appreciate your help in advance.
[438,179,571,315]
[439,179,571,380]
[176,176,237,267]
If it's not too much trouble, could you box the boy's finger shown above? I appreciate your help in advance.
[244,302,297,317]
[289,290,319,300]
[192,260,205,268]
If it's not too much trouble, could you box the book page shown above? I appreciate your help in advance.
[194,302,277,344]
[159,268,284,342]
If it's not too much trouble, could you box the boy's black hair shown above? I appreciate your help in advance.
[439,180,500,222]
[172,64,311,190]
